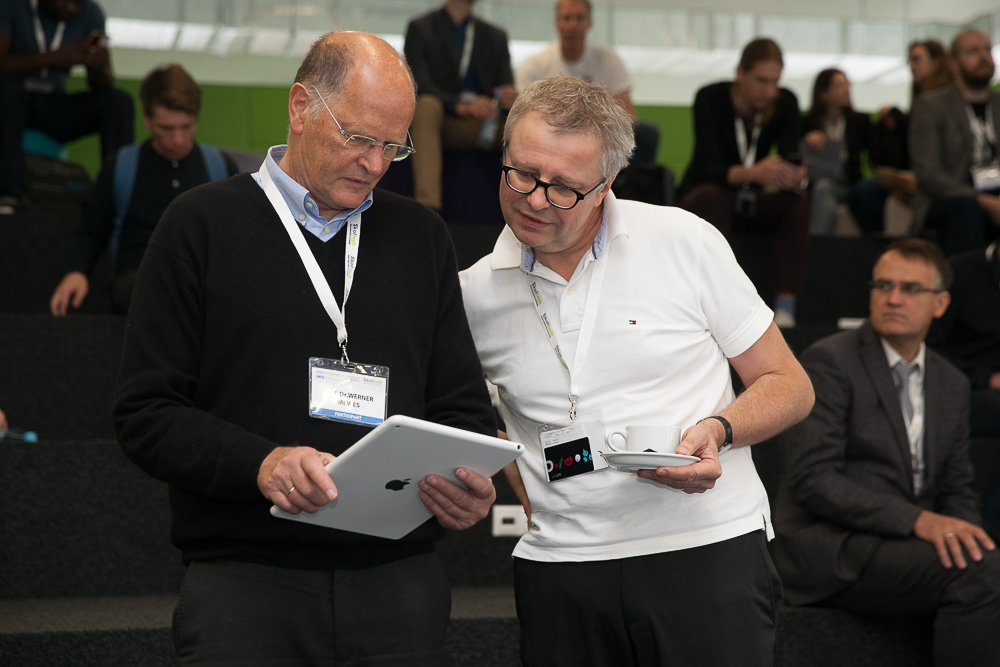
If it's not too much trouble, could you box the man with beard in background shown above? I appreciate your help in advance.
[911,29,1000,252]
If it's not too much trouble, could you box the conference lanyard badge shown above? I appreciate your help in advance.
[309,357,389,427]
[971,162,1000,193]
[538,411,609,482]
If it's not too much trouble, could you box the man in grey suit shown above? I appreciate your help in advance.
[774,239,1000,667]
[911,29,1000,253]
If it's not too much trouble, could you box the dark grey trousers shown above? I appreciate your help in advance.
[514,530,782,667]
[173,553,452,666]
[822,536,1000,667]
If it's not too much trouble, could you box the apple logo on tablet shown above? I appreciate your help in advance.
[385,478,411,491]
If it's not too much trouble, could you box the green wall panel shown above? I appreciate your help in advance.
[636,105,694,184]
[63,77,697,184]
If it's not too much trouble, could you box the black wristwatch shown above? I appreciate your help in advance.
[698,415,733,454]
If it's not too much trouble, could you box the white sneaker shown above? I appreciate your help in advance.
[0,196,16,215]
[773,309,796,329]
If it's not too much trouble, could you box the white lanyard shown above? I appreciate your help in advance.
[458,20,475,82]
[965,103,996,165]
[257,160,361,359]
[735,114,762,168]
[524,249,610,421]
[31,0,65,80]
[824,116,846,143]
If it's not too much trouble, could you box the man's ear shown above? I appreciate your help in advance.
[288,83,310,136]
[933,290,951,319]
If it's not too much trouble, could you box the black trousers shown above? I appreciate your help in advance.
[679,183,810,296]
[0,76,133,199]
[924,196,999,254]
[514,531,782,667]
[821,536,1000,667]
[173,553,452,667]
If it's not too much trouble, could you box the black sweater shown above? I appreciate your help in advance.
[679,81,802,194]
[71,142,238,277]
[928,247,1000,389]
[113,174,496,570]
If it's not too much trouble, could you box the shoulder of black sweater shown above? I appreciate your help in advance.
[155,175,453,256]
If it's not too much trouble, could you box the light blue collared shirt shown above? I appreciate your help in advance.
[519,215,608,274]
[252,144,373,242]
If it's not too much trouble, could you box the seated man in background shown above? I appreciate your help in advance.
[50,64,236,316]
[0,0,133,214]
[911,29,1000,253]
[775,238,1000,667]
[404,0,515,212]
[515,0,659,174]
[678,38,809,329]
[927,241,1000,540]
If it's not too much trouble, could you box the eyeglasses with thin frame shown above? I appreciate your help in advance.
[502,164,606,210]
[310,86,415,162]
[869,279,943,296]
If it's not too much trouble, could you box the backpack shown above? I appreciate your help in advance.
[109,143,228,267]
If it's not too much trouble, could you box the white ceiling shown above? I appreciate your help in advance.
[96,0,1000,109]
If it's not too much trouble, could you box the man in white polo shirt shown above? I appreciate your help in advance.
[459,75,815,666]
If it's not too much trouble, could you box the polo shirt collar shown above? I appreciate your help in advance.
[490,190,629,272]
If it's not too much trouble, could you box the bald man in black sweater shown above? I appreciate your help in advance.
[114,32,496,665]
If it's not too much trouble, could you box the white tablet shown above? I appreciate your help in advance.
[270,414,524,539]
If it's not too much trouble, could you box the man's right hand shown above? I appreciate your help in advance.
[49,40,92,70]
[456,95,496,120]
[258,446,338,514]
[751,155,806,191]
[913,510,995,569]
[50,272,89,316]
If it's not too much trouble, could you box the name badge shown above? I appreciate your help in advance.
[971,162,1000,192]
[309,357,389,427]
[538,412,608,482]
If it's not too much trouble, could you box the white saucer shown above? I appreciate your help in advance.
[601,451,700,472]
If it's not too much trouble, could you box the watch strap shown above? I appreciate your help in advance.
[699,415,733,453]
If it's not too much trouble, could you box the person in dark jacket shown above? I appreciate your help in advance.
[679,38,808,328]
[404,0,515,211]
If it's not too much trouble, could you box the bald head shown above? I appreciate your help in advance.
[295,31,415,118]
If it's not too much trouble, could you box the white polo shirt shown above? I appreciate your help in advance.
[459,193,775,562]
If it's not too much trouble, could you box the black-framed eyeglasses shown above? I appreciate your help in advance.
[502,164,606,210]
[869,279,943,296]
[311,86,415,162]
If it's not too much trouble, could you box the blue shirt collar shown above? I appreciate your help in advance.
[259,144,373,242]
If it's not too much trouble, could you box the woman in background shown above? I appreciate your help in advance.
[861,40,951,232]
[802,68,875,235]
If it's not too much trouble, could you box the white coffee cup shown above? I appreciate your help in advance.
[605,425,682,454]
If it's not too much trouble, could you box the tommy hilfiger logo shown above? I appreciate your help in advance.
[628,320,637,325]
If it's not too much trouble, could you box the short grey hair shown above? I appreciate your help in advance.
[294,32,416,120]
[504,76,635,179]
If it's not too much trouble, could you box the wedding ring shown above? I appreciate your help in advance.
[286,486,295,496]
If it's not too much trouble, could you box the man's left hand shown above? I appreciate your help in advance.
[419,468,495,530]
[636,422,723,493]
